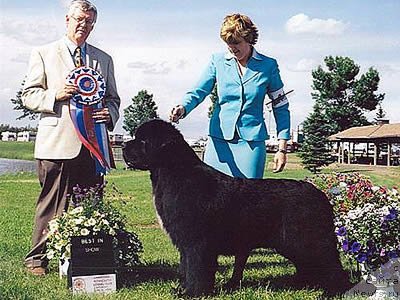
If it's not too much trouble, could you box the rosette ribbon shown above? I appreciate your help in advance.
[67,66,114,175]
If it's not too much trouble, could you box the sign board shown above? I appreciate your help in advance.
[72,274,116,295]
[68,234,116,294]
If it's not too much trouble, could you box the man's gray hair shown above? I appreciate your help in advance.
[68,0,98,23]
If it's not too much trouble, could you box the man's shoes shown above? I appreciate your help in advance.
[26,266,47,276]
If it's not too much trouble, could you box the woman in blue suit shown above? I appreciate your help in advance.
[170,13,290,179]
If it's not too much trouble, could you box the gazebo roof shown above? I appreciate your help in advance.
[329,123,400,141]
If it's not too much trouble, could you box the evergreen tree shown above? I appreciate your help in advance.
[300,56,385,172]
[123,90,158,137]
[208,84,218,118]
[311,56,384,133]
[299,103,335,173]
[374,104,387,123]
[10,79,39,120]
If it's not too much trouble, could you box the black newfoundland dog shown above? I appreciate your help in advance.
[123,119,348,297]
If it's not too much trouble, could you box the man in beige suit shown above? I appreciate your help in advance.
[22,0,120,275]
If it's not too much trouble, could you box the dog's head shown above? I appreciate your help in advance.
[123,119,199,170]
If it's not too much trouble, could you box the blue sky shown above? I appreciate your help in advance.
[1,0,399,138]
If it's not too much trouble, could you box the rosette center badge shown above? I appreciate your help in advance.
[66,66,106,105]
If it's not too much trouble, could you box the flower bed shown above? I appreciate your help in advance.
[310,173,399,271]
[46,184,143,271]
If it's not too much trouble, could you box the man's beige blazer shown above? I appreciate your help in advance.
[22,38,120,159]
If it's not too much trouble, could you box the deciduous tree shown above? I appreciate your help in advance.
[208,84,218,118]
[123,90,158,137]
[10,79,39,120]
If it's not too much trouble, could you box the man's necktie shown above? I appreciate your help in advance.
[74,47,84,67]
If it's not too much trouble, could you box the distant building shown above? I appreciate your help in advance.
[329,121,400,166]
[266,129,303,152]
[1,131,17,141]
[109,133,124,145]
[17,131,36,142]
[185,137,208,148]
[123,135,133,143]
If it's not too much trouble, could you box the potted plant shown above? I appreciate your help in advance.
[311,173,400,298]
[45,183,143,277]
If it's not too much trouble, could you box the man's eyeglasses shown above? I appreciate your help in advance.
[70,15,96,27]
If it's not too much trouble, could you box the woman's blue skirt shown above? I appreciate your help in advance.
[203,135,266,179]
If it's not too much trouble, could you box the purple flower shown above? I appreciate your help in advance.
[329,186,341,196]
[388,251,398,259]
[336,226,347,236]
[342,239,349,252]
[356,252,368,263]
[72,185,81,194]
[381,221,389,231]
[366,242,377,256]
[384,208,397,221]
[351,242,361,253]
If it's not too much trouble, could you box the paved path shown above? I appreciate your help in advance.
[0,158,36,175]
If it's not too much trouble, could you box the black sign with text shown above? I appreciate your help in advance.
[68,234,116,287]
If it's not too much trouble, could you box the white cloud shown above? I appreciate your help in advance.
[107,46,215,137]
[0,16,61,45]
[285,13,347,35]
[59,0,70,9]
[126,59,189,75]
[288,58,320,72]
[1,5,399,139]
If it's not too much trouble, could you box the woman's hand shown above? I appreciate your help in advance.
[272,151,287,173]
[272,140,288,173]
[272,150,287,173]
[169,105,185,123]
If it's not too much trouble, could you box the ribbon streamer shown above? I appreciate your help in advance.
[67,66,112,175]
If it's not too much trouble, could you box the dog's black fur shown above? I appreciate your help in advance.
[123,119,349,297]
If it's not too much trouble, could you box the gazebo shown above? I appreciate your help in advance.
[329,121,400,166]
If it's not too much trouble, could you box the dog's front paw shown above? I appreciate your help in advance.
[225,278,241,291]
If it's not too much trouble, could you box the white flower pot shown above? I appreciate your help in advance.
[59,259,70,278]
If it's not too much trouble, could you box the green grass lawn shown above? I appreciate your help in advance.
[0,141,35,160]
[0,149,398,299]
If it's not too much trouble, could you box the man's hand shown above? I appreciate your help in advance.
[55,84,78,101]
[169,105,185,123]
[92,107,111,124]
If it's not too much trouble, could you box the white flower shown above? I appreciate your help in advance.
[48,220,58,233]
[80,228,90,236]
[339,182,347,188]
[55,243,63,251]
[74,217,84,225]
[46,250,55,260]
[65,244,71,258]
[71,206,84,214]
[371,186,380,192]
[102,219,109,226]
